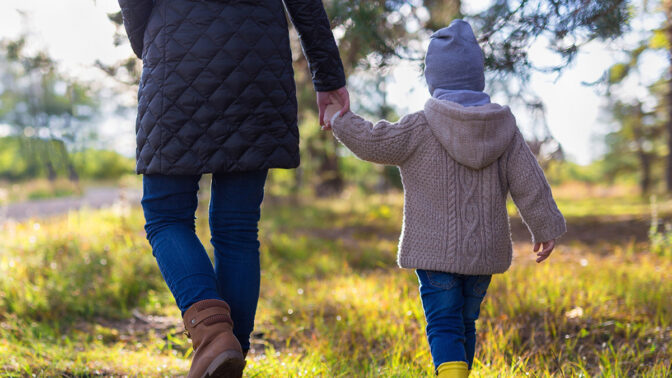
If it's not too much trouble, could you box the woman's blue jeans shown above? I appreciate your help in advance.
[416,270,492,370]
[141,170,268,352]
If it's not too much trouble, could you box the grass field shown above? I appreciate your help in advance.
[0,184,671,376]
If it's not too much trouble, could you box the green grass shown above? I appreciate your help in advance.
[0,178,82,204]
[1,189,671,376]
[551,195,669,219]
[0,175,142,205]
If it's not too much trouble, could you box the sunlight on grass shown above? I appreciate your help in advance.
[1,190,671,376]
[0,178,81,204]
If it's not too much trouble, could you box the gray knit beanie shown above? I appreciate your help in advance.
[425,19,485,95]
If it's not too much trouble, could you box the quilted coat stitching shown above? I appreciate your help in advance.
[119,0,345,174]
[160,2,166,173]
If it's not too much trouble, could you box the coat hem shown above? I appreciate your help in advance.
[136,160,300,175]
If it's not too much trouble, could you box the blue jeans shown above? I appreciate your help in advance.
[416,270,492,370]
[141,170,268,352]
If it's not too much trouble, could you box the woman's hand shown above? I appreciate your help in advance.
[323,96,343,131]
[317,86,350,129]
[533,239,555,263]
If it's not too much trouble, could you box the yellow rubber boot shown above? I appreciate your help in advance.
[437,361,469,378]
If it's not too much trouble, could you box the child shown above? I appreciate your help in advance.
[325,19,566,377]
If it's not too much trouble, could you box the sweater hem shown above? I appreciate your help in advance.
[398,254,512,275]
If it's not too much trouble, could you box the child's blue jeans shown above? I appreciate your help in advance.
[416,269,492,371]
[141,170,268,352]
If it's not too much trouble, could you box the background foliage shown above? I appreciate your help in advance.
[2,1,672,375]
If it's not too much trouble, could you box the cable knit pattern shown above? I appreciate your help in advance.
[331,99,566,275]
[330,111,427,166]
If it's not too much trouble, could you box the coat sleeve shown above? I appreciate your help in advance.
[331,111,426,166]
[118,0,154,59]
[283,0,346,92]
[506,130,567,243]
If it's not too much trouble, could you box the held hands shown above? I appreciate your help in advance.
[533,239,555,263]
[317,86,350,131]
[323,95,344,131]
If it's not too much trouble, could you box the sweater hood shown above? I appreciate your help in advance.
[424,98,517,170]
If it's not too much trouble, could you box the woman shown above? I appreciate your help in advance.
[118,0,349,376]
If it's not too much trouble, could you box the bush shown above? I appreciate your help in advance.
[0,208,163,321]
[0,137,134,181]
[71,149,134,180]
[648,195,672,258]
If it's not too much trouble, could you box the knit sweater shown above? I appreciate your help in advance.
[331,98,567,275]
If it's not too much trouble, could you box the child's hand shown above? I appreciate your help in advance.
[323,95,344,131]
[533,239,555,263]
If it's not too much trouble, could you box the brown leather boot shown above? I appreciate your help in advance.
[183,299,246,378]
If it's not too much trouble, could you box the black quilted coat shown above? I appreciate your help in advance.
[118,0,346,174]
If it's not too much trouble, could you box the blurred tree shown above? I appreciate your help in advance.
[0,37,100,181]
[96,11,142,87]
[468,0,630,166]
[522,101,565,167]
[323,0,631,192]
[601,0,672,192]
[473,0,630,79]
[0,136,67,180]
[71,149,134,180]
[659,0,672,192]
[603,100,664,194]
[103,0,631,194]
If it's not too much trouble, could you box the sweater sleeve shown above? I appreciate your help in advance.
[331,111,425,166]
[283,0,346,91]
[506,130,566,243]
[118,0,154,59]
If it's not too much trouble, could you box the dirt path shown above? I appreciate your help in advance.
[510,215,651,245]
[1,186,142,223]
[1,187,653,245]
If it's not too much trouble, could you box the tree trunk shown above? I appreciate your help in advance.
[632,103,652,194]
[68,164,79,182]
[664,1,672,192]
[46,161,57,182]
[667,51,672,192]
[639,151,651,194]
[314,135,344,197]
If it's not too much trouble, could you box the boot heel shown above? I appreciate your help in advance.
[203,350,246,378]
